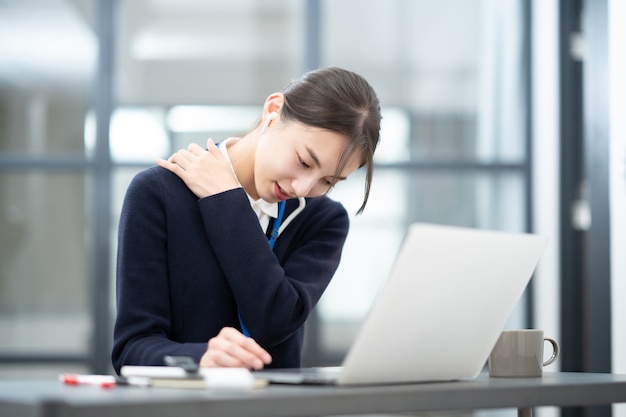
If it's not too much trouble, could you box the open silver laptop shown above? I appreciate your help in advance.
[254,223,548,386]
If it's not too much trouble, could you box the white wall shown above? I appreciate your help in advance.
[532,2,560,417]
[531,0,560,357]
[610,1,626,417]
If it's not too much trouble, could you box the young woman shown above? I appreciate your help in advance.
[112,67,381,374]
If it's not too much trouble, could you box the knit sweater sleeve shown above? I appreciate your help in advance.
[198,188,349,347]
[111,168,207,374]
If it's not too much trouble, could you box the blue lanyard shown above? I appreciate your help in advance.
[239,200,287,337]
[268,200,286,249]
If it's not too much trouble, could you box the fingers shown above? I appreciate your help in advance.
[234,329,273,364]
[187,142,206,156]
[205,138,224,159]
[199,327,273,370]
[156,139,239,199]
[157,139,216,167]
[155,140,207,177]
[155,157,185,175]
[210,327,272,368]
[157,148,192,171]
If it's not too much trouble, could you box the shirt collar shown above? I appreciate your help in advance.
[250,197,278,218]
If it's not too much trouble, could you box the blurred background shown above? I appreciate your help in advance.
[0,1,624,417]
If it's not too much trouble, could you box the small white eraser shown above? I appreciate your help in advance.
[201,368,255,390]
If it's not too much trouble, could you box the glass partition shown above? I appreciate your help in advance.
[0,0,530,376]
[0,172,91,355]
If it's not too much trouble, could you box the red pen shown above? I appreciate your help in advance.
[59,374,117,389]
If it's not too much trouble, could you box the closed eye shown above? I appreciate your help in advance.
[323,176,343,188]
[298,155,310,168]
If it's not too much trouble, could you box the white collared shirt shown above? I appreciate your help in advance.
[218,138,277,232]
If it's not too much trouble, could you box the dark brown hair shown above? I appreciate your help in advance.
[279,67,381,214]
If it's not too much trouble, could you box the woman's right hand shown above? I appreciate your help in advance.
[156,139,240,199]
[199,327,273,370]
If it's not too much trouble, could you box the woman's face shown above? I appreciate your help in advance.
[253,119,362,203]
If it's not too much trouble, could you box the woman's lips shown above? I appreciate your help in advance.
[274,183,290,201]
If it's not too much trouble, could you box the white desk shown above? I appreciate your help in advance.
[1,372,625,417]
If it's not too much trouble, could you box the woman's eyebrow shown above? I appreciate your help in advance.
[305,146,321,168]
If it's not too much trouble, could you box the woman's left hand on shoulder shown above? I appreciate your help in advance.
[157,139,240,198]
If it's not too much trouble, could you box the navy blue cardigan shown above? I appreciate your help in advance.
[112,166,349,374]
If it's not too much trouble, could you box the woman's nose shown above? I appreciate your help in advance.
[291,176,318,198]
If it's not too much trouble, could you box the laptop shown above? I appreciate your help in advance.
[254,223,548,386]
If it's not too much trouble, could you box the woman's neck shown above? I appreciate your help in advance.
[226,136,259,200]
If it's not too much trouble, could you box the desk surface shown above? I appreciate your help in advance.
[1,372,626,417]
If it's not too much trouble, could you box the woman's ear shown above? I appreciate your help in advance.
[263,93,285,117]
[259,93,285,134]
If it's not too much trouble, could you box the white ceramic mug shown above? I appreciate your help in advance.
[488,329,559,377]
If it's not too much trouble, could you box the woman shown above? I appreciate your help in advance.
[112,67,381,374]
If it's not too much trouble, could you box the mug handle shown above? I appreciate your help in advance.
[543,338,560,366]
